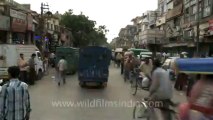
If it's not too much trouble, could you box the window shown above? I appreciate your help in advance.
[192,5,197,14]
[185,0,190,4]
[47,23,50,29]
[203,0,211,17]
[185,8,189,15]
[55,25,58,31]
[51,24,53,30]
[174,18,180,26]
[190,0,196,5]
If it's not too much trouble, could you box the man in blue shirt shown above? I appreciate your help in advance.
[0,66,31,120]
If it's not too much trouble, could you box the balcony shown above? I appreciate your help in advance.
[166,4,183,20]
[141,29,165,44]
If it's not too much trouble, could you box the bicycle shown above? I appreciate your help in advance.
[130,68,150,96]
[133,97,179,120]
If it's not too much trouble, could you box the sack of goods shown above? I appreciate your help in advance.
[142,77,150,88]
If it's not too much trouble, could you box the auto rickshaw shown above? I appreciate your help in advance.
[55,47,79,74]
[78,46,111,87]
[128,48,150,57]
[175,58,213,120]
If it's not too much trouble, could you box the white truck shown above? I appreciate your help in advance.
[0,44,44,81]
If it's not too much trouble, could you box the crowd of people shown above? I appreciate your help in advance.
[112,51,213,120]
[18,53,37,85]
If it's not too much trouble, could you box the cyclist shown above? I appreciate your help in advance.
[149,58,173,120]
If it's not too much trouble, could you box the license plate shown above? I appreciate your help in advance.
[86,82,98,86]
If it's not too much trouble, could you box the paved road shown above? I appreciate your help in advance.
[29,65,186,120]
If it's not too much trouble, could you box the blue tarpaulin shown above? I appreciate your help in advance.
[176,58,213,74]
[78,46,111,82]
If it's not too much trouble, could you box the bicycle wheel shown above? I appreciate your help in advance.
[133,102,150,120]
[131,78,138,95]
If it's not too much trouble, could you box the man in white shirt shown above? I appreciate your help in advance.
[18,53,28,83]
[57,56,67,86]
[139,57,153,78]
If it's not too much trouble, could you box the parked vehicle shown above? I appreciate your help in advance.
[55,47,79,74]
[175,58,213,120]
[0,44,44,82]
[78,46,111,87]
[128,48,150,57]
[162,57,179,81]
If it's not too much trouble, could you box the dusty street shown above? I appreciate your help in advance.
[29,64,186,120]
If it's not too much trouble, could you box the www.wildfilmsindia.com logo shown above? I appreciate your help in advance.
[51,99,164,108]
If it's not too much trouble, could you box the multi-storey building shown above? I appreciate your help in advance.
[118,25,137,48]
[131,16,142,48]
[0,0,37,45]
[135,11,164,55]
[162,0,185,56]
[182,0,213,57]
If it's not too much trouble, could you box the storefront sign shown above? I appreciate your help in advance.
[0,15,10,31]
[10,9,26,20]
[27,14,33,31]
[11,18,26,32]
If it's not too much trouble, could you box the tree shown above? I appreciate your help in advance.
[60,10,108,47]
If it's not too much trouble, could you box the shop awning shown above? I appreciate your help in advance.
[163,43,187,48]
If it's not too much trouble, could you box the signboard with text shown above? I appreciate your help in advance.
[10,9,26,20]
[11,18,26,32]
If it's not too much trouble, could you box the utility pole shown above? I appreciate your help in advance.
[196,0,200,56]
[40,3,49,55]
[154,11,158,58]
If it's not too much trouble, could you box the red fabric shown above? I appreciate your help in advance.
[190,104,213,115]
[178,103,190,120]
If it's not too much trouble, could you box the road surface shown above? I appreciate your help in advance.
[29,65,186,120]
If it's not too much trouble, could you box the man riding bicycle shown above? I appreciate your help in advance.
[148,59,173,120]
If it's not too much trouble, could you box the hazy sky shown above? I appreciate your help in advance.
[16,0,158,42]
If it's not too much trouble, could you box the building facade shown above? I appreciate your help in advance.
[135,11,164,55]
[117,25,137,48]
[182,0,213,57]
[0,0,36,45]
[162,0,186,56]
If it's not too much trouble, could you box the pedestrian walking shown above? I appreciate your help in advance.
[28,53,36,85]
[57,56,67,86]
[174,54,187,91]
[49,52,55,67]
[120,53,124,74]
[43,55,49,75]
[0,66,31,120]
[116,53,122,67]
[18,53,28,83]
